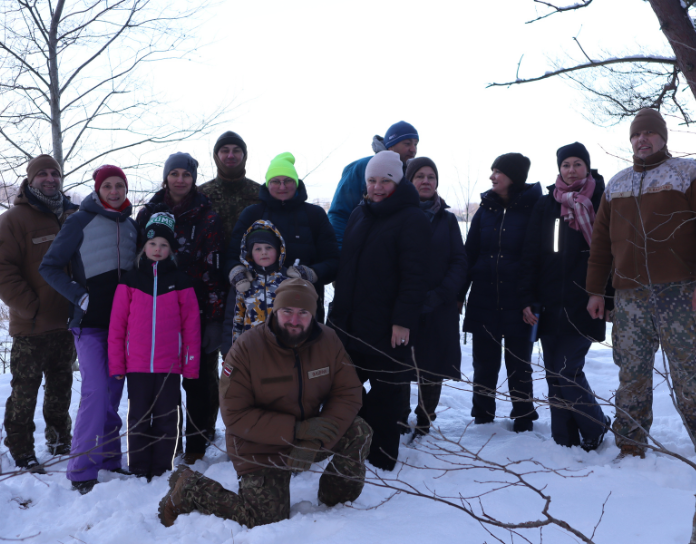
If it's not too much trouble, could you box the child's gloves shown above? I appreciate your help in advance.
[229,265,253,293]
[287,265,317,283]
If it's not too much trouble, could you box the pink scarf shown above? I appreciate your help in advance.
[553,173,596,246]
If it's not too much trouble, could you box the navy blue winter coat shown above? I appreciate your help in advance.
[40,192,139,329]
[412,198,467,381]
[329,181,431,379]
[517,173,613,341]
[226,180,339,286]
[463,183,542,338]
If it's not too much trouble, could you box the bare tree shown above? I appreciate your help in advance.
[0,0,224,198]
[489,0,696,124]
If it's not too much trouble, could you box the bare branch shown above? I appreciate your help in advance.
[527,0,594,24]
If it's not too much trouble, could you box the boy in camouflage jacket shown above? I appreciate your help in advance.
[220,220,287,356]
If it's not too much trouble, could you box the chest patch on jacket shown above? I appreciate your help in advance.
[32,234,56,244]
[308,367,329,379]
[261,375,293,384]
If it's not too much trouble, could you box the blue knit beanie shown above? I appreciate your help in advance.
[384,121,419,149]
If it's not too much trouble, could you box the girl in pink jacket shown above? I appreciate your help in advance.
[109,212,200,479]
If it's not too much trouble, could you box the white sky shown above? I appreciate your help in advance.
[107,0,696,207]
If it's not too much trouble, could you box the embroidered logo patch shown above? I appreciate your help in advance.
[223,364,233,376]
[308,367,329,379]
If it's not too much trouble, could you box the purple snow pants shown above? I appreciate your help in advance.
[67,328,124,482]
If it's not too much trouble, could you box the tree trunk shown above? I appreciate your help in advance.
[48,0,65,187]
[648,0,696,105]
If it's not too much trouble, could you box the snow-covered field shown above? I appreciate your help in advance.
[1,327,694,543]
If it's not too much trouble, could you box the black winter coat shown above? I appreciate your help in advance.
[412,198,467,381]
[226,181,339,286]
[329,181,431,379]
[463,183,542,338]
[518,173,613,341]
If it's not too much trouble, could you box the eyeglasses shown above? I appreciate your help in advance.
[268,179,296,188]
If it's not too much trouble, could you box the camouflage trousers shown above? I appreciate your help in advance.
[612,282,696,447]
[182,417,372,528]
[3,330,76,460]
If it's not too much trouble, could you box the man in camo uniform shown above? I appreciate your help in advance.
[586,108,696,458]
[0,155,78,471]
[159,279,371,528]
[198,131,262,438]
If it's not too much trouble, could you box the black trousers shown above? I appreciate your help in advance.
[471,333,538,422]
[182,346,219,454]
[540,335,606,447]
[126,372,180,477]
[349,350,409,471]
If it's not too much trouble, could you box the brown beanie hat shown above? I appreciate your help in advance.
[273,278,318,317]
[630,108,668,144]
[26,155,61,183]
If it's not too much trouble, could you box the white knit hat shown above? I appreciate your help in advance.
[365,151,403,184]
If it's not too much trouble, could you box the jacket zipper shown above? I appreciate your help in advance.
[634,171,646,280]
[495,206,507,308]
[127,331,130,356]
[116,219,121,281]
[293,349,305,420]
[150,261,158,373]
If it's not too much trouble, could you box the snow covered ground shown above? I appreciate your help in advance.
[1,327,694,543]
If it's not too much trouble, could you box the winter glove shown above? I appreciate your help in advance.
[202,322,223,354]
[78,294,89,312]
[287,265,317,283]
[285,439,320,472]
[229,264,253,293]
[295,417,339,446]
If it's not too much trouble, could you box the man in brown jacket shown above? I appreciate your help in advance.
[586,108,696,458]
[0,155,78,471]
[158,278,371,529]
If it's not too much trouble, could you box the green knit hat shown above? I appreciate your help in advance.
[265,152,298,184]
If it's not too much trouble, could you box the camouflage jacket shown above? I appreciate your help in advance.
[197,176,262,253]
[221,220,287,355]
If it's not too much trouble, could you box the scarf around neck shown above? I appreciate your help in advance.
[164,187,196,219]
[553,173,596,246]
[27,185,64,217]
[419,194,442,222]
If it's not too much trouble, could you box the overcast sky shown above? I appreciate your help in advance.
[109,0,694,207]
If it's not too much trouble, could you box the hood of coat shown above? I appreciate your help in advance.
[239,219,287,274]
[13,179,77,216]
[143,187,212,223]
[361,179,421,217]
[80,190,133,221]
[258,179,308,210]
[481,181,542,210]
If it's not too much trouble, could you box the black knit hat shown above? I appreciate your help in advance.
[246,228,281,253]
[556,142,591,171]
[491,153,531,187]
[214,131,247,156]
[405,157,439,187]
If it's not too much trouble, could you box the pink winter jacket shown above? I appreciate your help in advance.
[108,256,201,378]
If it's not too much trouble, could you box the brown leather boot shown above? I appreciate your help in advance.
[158,466,197,527]
[618,444,646,459]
